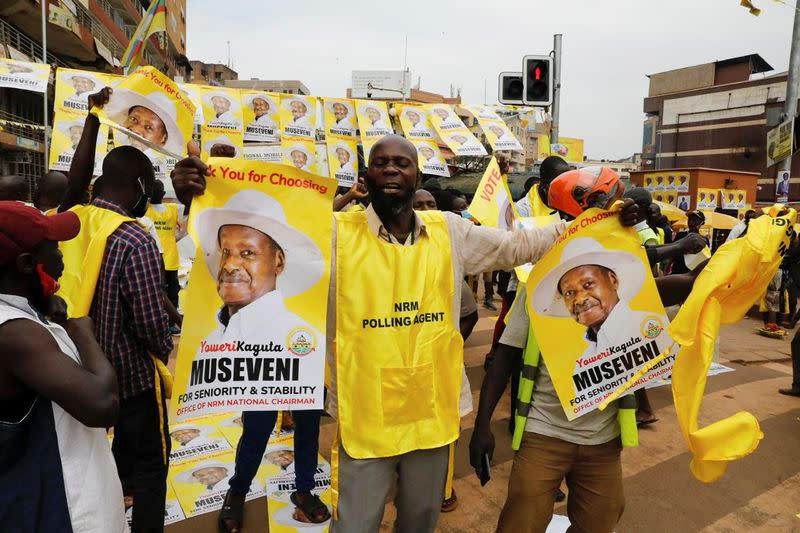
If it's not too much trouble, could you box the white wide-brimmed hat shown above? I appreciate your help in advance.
[169,423,211,437]
[242,92,275,109]
[174,459,233,484]
[203,135,240,157]
[357,103,384,118]
[532,237,645,318]
[282,97,314,115]
[264,444,293,456]
[104,88,185,156]
[324,99,353,116]
[330,142,354,159]
[283,143,314,164]
[202,92,241,113]
[57,118,84,139]
[196,189,324,299]
[66,72,98,88]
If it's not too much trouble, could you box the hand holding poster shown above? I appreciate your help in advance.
[467,157,516,230]
[171,158,336,421]
[525,208,675,420]
[0,58,50,93]
[92,66,195,159]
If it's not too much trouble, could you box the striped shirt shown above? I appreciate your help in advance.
[91,198,173,399]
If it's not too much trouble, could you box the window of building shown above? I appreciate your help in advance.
[215,71,222,80]
[180,6,185,22]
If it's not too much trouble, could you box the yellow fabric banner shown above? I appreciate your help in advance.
[525,208,675,420]
[171,158,336,421]
[466,157,516,230]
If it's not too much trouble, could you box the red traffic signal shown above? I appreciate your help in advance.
[522,55,553,106]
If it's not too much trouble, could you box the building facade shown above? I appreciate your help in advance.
[188,60,237,85]
[642,54,799,203]
[225,79,309,95]
[0,0,187,190]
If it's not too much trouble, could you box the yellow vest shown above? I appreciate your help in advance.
[334,209,463,458]
[527,184,555,217]
[57,204,134,318]
[146,203,180,270]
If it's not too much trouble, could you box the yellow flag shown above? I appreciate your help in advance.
[668,209,796,482]
[467,157,516,230]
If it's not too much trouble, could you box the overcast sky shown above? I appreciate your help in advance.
[187,0,794,160]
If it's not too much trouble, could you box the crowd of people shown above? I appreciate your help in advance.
[1,84,797,533]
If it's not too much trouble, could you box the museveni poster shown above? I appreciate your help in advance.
[526,208,676,420]
[172,158,336,421]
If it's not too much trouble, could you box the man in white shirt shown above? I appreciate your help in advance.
[211,95,235,122]
[290,100,313,130]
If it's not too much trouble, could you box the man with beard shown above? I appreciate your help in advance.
[57,88,174,533]
[171,134,639,533]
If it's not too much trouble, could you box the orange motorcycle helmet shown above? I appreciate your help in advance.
[547,166,624,218]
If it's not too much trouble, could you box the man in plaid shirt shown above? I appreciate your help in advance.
[60,88,173,533]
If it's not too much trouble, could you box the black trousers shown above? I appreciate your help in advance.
[112,384,171,533]
[791,330,800,388]
[164,270,180,309]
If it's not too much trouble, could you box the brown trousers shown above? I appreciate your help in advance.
[497,432,625,533]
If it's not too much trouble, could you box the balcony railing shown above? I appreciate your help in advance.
[0,17,69,67]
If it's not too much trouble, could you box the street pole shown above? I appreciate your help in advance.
[41,0,49,165]
[779,0,800,177]
[551,34,562,145]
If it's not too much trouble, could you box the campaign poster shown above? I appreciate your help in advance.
[266,463,332,533]
[721,189,746,210]
[513,215,562,283]
[526,209,676,420]
[171,158,335,421]
[242,91,281,142]
[355,99,393,140]
[653,174,666,191]
[696,188,718,210]
[48,112,109,173]
[54,68,112,115]
[315,143,329,178]
[215,411,295,453]
[427,104,487,157]
[169,450,265,519]
[327,139,359,187]
[411,139,450,178]
[482,119,523,152]
[176,83,205,126]
[199,85,244,132]
[0,58,50,93]
[677,195,691,211]
[322,98,358,139]
[243,143,283,163]
[643,175,655,191]
[280,94,317,140]
[91,66,195,160]
[675,172,690,192]
[281,138,319,175]
[467,157,516,230]
[169,413,234,464]
[396,104,435,140]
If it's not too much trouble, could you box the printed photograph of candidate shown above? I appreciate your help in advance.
[444,133,485,153]
[401,107,434,138]
[283,143,315,172]
[284,97,315,130]
[63,72,99,103]
[195,189,324,347]
[203,92,242,128]
[532,237,670,390]
[324,100,356,135]
[357,103,391,132]
[104,89,186,157]
[57,119,84,156]
[170,424,216,447]
[331,142,356,175]
[175,459,235,495]
[430,105,462,127]
[244,93,278,129]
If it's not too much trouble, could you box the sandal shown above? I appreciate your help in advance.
[218,489,244,533]
[290,491,331,524]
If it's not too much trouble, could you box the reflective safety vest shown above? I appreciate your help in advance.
[636,224,659,246]
[655,227,666,245]
[527,184,556,218]
[334,209,463,458]
[511,293,639,450]
[145,203,180,271]
[57,204,134,318]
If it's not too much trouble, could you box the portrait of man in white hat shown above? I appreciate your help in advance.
[207,94,235,123]
[358,104,391,133]
[532,237,669,380]
[104,89,186,157]
[285,98,313,129]
[195,189,324,347]
[326,100,356,134]
[244,93,278,129]
[65,73,98,103]
[331,142,355,174]
[403,108,434,138]
[264,443,295,473]
[488,124,513,143]
[284,144,314,172]
[175,460,234,494]
[446,133,484,152]
[170,423,215,447]
[431,106,461,128]
[57,120,84,154]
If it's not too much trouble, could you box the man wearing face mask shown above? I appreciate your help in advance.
[57,88,174,533]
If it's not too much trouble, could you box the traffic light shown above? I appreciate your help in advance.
[498,71,523,105]
[522,55,553,106]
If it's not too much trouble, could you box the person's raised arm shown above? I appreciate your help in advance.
[170,141,209,215]
[333,181,368,212]
[656,258,709,307]
[0,316,118,427]
[59,88,112,212]
[645,232,706,267]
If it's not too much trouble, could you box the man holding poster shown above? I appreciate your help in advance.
[171,134,640,533]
